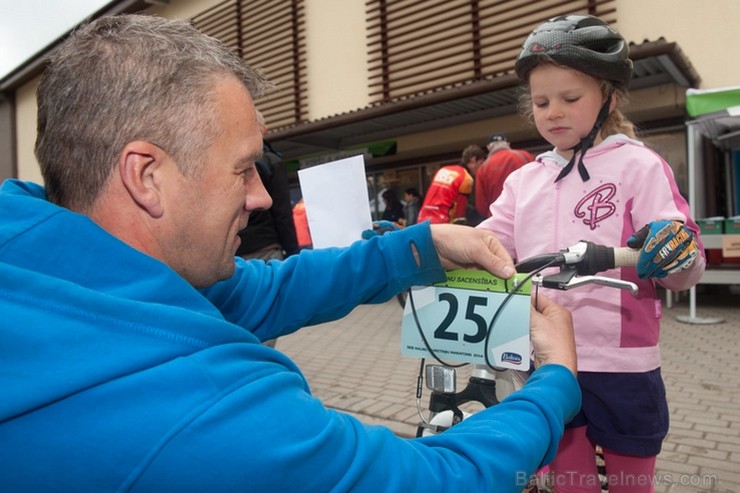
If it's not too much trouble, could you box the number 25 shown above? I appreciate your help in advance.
[433,293,488,343]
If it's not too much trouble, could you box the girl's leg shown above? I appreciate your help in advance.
[549,426,602,493]
[602,448,657,493]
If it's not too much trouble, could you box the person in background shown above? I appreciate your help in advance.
[236,110,299,261]
[477,14,706,492]
[380,188,404,224]
[401,187,422,226]
[417,144,486,224]
[475,133,534,219]
[0,14,581,492]
[292,198,312,249]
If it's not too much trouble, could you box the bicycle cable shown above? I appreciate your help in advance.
[408,287,465,427]
[408,287,467,368]
[415,358,429,424]
[482,259,557,370]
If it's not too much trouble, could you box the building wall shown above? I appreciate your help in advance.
[148,0,222,21]
[304,0,370,118]
[13,0,740,182]
[0,95,16,181]
[15,77,41,184]
[616,0,740,89]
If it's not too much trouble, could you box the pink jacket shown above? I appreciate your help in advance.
[478,135,706,372]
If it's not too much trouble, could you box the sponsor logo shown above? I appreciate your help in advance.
[501,352,523,365]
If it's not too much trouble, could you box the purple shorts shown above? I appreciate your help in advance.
[566,368,669,457]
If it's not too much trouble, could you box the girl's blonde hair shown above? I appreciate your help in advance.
[598,81,637,139]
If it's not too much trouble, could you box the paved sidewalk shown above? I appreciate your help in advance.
[277,290,740,492]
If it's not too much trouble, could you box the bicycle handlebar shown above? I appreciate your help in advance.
[515,241,640,295]
[515,241,638,273]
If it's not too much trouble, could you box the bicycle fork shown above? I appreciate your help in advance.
[416,364,517,437]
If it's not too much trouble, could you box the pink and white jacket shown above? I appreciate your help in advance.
[478,135,706,373]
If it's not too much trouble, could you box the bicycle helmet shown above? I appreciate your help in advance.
[515,14,632,89]
[515,15,633,183]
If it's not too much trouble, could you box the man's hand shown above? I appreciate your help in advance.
[530,294,577,375]
[429,224,515,279]
[627,220,698,279]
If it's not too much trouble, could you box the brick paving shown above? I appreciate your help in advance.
[277,289,740,492]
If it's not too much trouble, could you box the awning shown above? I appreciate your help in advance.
[270,38,700,162]
[687,86,740,151]
[680,86,740,323]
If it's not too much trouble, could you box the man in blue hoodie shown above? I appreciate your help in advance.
[0,14,580,492]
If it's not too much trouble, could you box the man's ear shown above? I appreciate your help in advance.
[119,141,168,218]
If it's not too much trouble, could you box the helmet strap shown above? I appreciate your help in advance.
[554,91,613,183]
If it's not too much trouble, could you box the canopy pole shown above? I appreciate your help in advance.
[676,123,724,325]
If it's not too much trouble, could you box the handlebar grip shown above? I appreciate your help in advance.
[575,242,640,275]
[613,247,640,268]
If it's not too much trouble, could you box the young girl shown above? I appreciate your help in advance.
[478,15,706,493]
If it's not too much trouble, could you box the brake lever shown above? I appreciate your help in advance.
[532,268,639,295]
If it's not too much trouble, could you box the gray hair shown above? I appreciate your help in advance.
[35,14,274,210]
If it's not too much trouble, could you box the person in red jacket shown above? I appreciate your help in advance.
[475,133,534,219]
[418,145,486,224]
[292,198,312,249]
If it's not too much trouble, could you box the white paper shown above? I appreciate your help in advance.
[297,155,373,248]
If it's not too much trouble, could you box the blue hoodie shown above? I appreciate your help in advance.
[0,179,580,492]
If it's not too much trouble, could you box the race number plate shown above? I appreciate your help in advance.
[400,270,532,370]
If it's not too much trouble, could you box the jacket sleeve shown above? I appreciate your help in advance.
[474,167,490,219]
[628,148,706,291]
[451,171,473,222]
[203,222,447,341]
[129,362,580,493]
